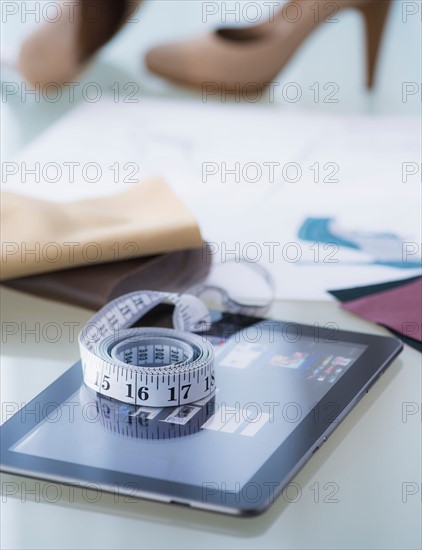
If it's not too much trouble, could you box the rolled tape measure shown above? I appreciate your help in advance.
[79,291,215,407]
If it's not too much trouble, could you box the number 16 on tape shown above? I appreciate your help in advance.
[84,361,216,407]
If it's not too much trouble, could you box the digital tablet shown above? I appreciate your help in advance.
[0,306,403,516]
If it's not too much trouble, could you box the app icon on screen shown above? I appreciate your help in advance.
[305,355,352,384]
[269,352,310,369]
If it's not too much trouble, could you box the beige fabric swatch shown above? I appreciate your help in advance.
[1,177,203,280]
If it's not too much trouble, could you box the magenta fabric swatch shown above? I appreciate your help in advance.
[342,278,422,342]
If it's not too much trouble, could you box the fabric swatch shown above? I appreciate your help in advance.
[0,177,202,280]
[329,276,421,302]
[3,246,211,311]
[329,277,422,352]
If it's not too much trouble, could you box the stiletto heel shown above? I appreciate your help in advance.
[146,0,393,92]
[359,0,392,88]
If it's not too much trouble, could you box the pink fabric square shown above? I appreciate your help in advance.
[343,278,422,342]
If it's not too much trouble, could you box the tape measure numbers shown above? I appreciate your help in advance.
[79,291,215,407]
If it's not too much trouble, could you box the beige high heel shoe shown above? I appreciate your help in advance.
[146,0,391,91]
[17,0,141,86]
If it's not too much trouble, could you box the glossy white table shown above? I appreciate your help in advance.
[1,287,420,550]
[1,2,421,547]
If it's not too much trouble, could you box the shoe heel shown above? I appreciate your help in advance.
[359,0,391,88]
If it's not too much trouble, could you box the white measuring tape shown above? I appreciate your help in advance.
[186,260,276,318]
[79,291,215,407]
[80,265,275,408]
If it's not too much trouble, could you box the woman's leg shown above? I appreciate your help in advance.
[18,0,140,86]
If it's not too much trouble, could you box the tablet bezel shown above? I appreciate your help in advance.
[0,318,403,516]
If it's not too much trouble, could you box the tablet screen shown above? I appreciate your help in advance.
[11,317,367,490]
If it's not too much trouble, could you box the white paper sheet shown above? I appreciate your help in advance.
[2,99,421,300]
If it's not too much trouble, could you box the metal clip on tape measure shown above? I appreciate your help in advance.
[79,291,215,408]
